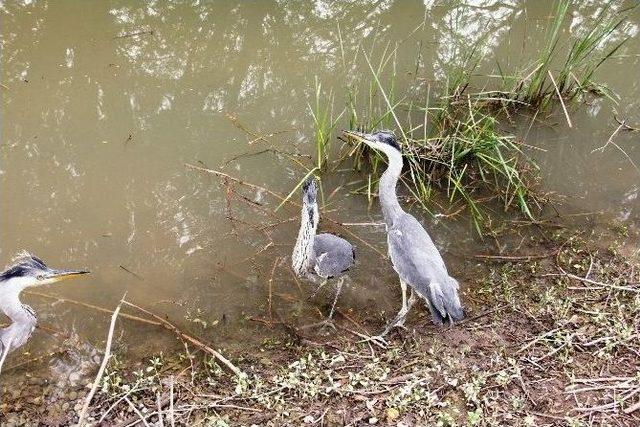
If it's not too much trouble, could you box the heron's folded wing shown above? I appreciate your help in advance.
[387,214,448,294]
[314,233,355,277]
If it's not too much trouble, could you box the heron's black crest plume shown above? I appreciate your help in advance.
[374,131,400,151]
[0,252,48,281]
[302,177,318,203]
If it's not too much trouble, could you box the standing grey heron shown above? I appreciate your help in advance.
[0,251,89,369]
[343,130,464,337]
[292,177,355,326]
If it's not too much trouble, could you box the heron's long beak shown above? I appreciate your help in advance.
[342,129,368,141]
[342,130,376,146]
[47,269,90,283]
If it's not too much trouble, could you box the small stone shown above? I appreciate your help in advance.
[61,402,70,411]
[324,411,342,427]
[368,417,378,424]
[31,396,42,405]
[386,408,400,422]
[259,357,272,366]
[68,391,78,400]
[69,372,81,385]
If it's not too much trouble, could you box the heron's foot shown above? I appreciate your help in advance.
[298,318,337,334]
[358,333,388,349]
[381,323,408,337]
[381,310,411,335]
[318,319,337,335]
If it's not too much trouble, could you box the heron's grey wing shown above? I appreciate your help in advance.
[313,233,355,278]
[387,213,463,322]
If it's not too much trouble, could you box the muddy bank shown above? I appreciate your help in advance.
[3,225,638,426]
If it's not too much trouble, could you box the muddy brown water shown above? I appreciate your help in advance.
[1,1,639,391]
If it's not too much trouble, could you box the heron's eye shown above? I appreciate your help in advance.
[36,274,45,281]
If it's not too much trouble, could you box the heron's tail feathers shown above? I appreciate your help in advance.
[428,277,464,324]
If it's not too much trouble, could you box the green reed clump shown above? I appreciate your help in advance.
[509,0,630,107]
[309,76,344,171]
[347,88,536,234]
[335,1,632,233]
[337,40,537,233]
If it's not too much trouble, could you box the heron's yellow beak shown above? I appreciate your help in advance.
[46,269,90,284]
[342,129,369,143]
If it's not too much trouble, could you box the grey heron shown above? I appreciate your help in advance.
[0,251,89,369]
[292,177,355,327]
[343,130,464,337]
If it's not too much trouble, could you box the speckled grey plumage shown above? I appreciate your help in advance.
[292,178,355,280]
[313,233,355,279]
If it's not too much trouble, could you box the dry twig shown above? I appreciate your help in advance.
[78,295,125,426]
[122,300,244,377]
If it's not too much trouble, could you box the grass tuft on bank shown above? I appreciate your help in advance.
[326,1,634,233]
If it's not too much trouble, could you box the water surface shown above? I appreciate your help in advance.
[1,0,639,387]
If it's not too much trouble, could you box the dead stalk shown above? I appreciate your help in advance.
[78,295,125,427]
[185,163,387,259]
[548,70,572,128]
[27,291,161,327]
[121,300,244,377]
[267,257,282,324]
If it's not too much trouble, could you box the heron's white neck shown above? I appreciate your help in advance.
[0,278,37,355]
[0,278,34,323]
[377,145,404,225]
[292,200,319,276]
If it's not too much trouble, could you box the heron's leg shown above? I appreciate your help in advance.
[381,280,415,335]
[326,277,344,321]
[308,277,329,300]
[299,278,344,333]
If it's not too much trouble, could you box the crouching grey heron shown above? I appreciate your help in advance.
[0,251,89,370]
[343,130,464,339]
[292,177,355,328]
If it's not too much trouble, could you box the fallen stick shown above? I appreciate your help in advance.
[113,30,154,39]
[112,396,170,427]
[614,114,640,132]
[625,398,640,414]
[27,291,161,327]
[457,305,504,325]
[185,163,387,259]
[78,295,124,426]
[119,265,144,281]
[31,292,243,376]
[121,300,244,377]
[267,257,282,325]
[124,396,151,427]
[548,70,572,128]
[557,267,639,293]
[0,336,14,375]
[474,251,556,261]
